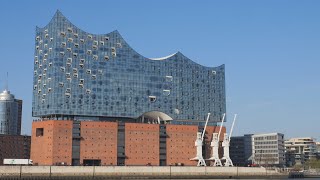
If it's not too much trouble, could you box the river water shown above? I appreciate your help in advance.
[1,178,320,180]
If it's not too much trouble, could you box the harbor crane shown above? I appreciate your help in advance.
[221,114,237,167]
[191,113,237,167]
[208,113,225,166]
[190,113,211,166]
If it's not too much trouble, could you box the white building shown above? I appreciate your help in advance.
[252,133,285,166]
[316,142,320,153]
[285,137,317,165]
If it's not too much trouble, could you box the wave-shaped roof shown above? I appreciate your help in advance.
[38,10,222,68]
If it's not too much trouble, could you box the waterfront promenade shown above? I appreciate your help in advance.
[0,166,288,179]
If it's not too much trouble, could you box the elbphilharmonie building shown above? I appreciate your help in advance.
[32,11,226,125]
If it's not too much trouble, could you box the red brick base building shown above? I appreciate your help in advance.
[31,120,225,166]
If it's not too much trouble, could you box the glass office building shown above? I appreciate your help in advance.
[0,90,22,135]
[32,11,226,124]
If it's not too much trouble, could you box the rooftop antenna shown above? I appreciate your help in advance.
[4,72,9,91]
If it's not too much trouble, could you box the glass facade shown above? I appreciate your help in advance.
[32,11,226,123]
[0,90,22,135]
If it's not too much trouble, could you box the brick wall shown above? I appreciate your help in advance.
[31,120,54,165]
[125,123,159,165]
[166,124,198,166]
[51,121,73,165]
[80,121,117,165]
[0,135,30,165]
[31,120,225,166]
[31,120,72,165]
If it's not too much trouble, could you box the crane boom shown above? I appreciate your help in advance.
[217,113,225,141]
[228,114,237,142]
[201,113,211,141]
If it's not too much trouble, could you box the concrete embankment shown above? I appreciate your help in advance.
[0,166,288,179]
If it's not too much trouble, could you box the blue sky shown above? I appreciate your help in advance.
[0,0,319,139]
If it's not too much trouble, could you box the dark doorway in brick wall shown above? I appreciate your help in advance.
[83,159,101,166]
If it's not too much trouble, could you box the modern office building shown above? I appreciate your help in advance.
[0,134,31,165]
[230,134,253,166]
[252,133,285,166]
[32,10,226,125]
[230,133,285,167]
[285,137,317,166]
[0,89,22,135]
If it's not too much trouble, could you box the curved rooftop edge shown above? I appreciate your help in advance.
[37,10,223,69]
[149,52,178,61]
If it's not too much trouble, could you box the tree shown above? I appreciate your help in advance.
[304,159,320,169]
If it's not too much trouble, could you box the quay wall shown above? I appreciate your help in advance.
[0,166,288,179]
